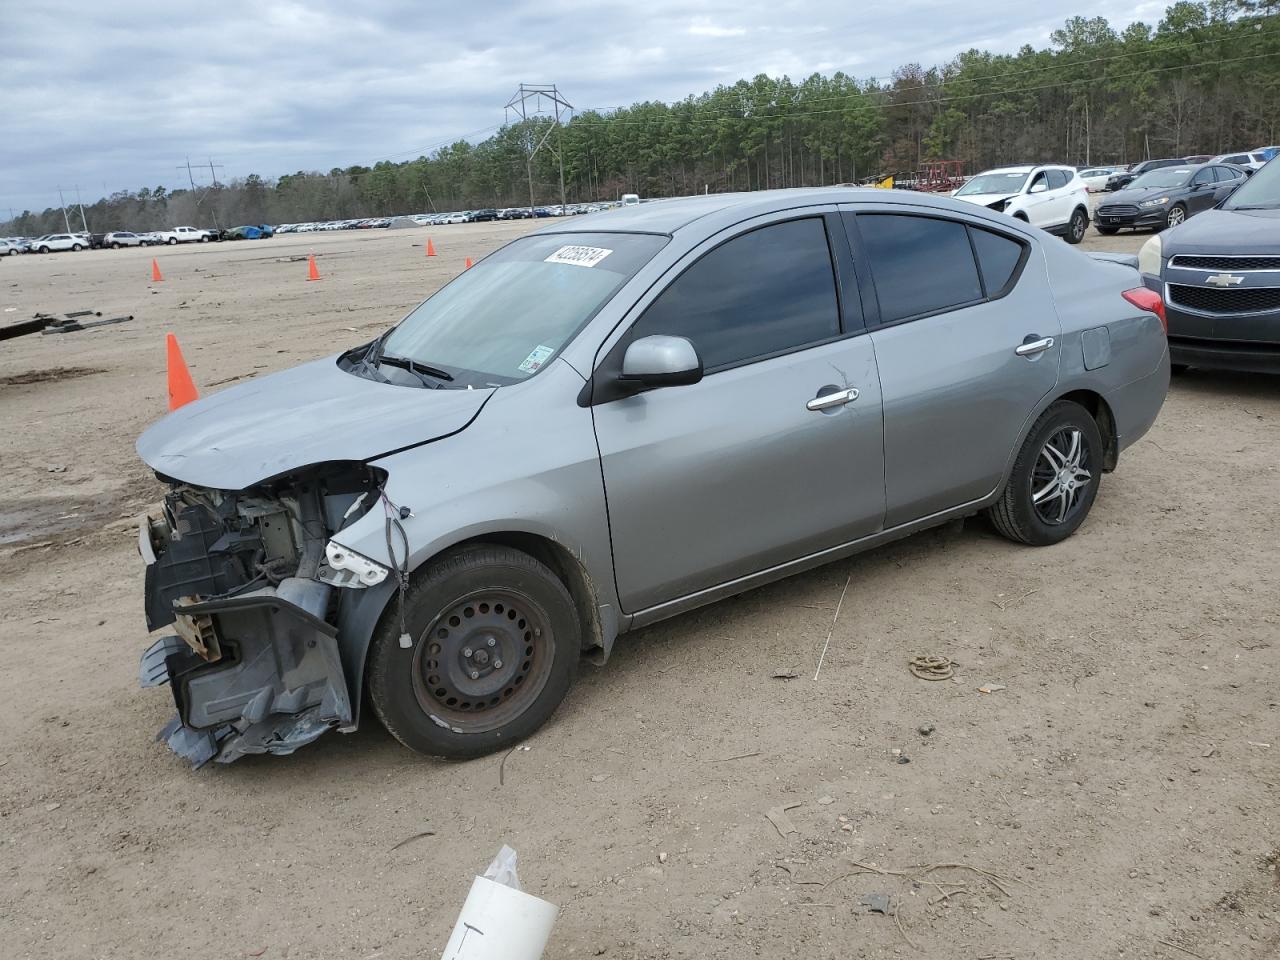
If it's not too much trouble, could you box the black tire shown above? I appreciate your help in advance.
[38,246,49,254]
[71,244,82,251]
[1096,226,1119,236]
[1064,207,1088,244]
[987,400,1103,546]
[111,242,121,249]
[1163,204,1187,231]
[366,544,580,759]
[167,237,177,245]
[1170,363,1190,374]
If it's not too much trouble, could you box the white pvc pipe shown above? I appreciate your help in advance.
[439,876,559,960]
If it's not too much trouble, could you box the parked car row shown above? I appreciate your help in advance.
[273,204,616,234]
[1,224,279,255]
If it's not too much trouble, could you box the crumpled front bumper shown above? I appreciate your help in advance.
[140,588,353,767]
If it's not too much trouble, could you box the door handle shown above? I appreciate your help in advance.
[807,387,859,411]
[1015,336,1055,357]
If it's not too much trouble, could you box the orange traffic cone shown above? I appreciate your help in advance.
[307,254,321,281]
[426,238,437,257]
[464,257,473,270]
[151,258,164,282]
[166,333,199,411]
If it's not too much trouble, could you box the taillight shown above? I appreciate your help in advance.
[1122,286,1167,333]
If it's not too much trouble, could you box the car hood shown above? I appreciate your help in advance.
[953,193,1015,207]
[1106,185,1185,204]
[1163,208,1280,254]
[137,355,494,489]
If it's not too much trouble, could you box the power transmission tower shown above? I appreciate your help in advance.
[505,83,572,213]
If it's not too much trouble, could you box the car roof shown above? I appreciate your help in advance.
[531,186,1045,237]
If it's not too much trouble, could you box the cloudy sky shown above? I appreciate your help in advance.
[1,0,1172,215]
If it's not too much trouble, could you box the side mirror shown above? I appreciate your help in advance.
[1028,181,1048,194]
[620,335,703,388]
[1191,180,1207,191]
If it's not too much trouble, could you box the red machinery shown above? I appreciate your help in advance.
[911,160,967,192]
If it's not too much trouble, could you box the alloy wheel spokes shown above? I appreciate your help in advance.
[1032,426,1092,526]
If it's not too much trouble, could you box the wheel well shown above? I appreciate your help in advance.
[1058,389,1118,471]
[449,532,605,654]
[1074,204,1089,219]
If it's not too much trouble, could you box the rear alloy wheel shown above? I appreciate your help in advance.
[71,244,82,251]
[1065,207,1088,244]
[367,544,579,759]
[987,400,1103,546]
[1164,204,1187,230]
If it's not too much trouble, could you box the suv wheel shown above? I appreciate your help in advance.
[366,544,580,759]
[38,246,49,254]
[71,243,83,251]
[1164,204,1187,230]
[1064,207,1088,244]
[987,400,1103,546]
[167,237,177,245]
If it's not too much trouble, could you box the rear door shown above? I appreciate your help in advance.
[1188,168,1219,213]
[592,212,886,613]
[842,208,1060,527]
[1047,169,1079,226]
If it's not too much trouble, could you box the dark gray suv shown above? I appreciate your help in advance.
[1138,158,1280,373]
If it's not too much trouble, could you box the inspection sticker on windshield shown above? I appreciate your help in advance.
[518,344,555,374]
[545,245,612,268]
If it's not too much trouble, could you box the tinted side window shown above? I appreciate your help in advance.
[1047,169,1069,189]
[856,214,983,323]
[1192,169,1215,185]
[631,218,839,370]
[1213,166,1238,183]
[969,227,1026,296]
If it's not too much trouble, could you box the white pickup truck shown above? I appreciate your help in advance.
[154,226,216,245]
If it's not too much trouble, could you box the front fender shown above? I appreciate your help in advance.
[329,361,620,719]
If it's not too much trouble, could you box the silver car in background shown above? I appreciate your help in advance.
[135,188,1169,767]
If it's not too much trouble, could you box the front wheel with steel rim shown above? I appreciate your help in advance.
[987,400,1103,546]
[1164,204,1187,230]
[1064,208,1088,244]
[366,543,580,759]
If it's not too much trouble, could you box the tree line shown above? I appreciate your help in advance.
[4,0,1277,237]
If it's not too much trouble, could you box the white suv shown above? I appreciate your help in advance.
[31,234,86,253]
[953,165,1091,243]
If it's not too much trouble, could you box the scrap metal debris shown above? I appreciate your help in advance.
[1,309,133,341]
[859,892,891,914]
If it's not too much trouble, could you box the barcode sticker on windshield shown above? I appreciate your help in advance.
[545,245,612,268]
[518,344,555,374]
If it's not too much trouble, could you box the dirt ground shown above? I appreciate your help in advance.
[0,214,1277,960]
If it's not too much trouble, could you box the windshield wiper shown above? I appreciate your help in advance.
[378,353,455,383]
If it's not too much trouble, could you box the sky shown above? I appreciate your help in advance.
[0,0,1173,216]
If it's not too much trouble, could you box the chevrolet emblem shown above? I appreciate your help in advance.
[1205,273,1245,287]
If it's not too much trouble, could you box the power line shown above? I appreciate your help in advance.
[577,19,1280,116]
[569,50,1280,127]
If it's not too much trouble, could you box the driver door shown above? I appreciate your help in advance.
[1022,171,1056,228]
[590,213,886,614]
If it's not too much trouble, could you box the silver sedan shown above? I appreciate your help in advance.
[136,188,1170,766]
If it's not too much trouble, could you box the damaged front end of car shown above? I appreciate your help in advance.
[138,463,396,766]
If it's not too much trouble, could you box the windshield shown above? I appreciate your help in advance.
[955,171,1030,196]
[1131,168,1194,190]
[1224,157,1280,210]
[377,231,667,387]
